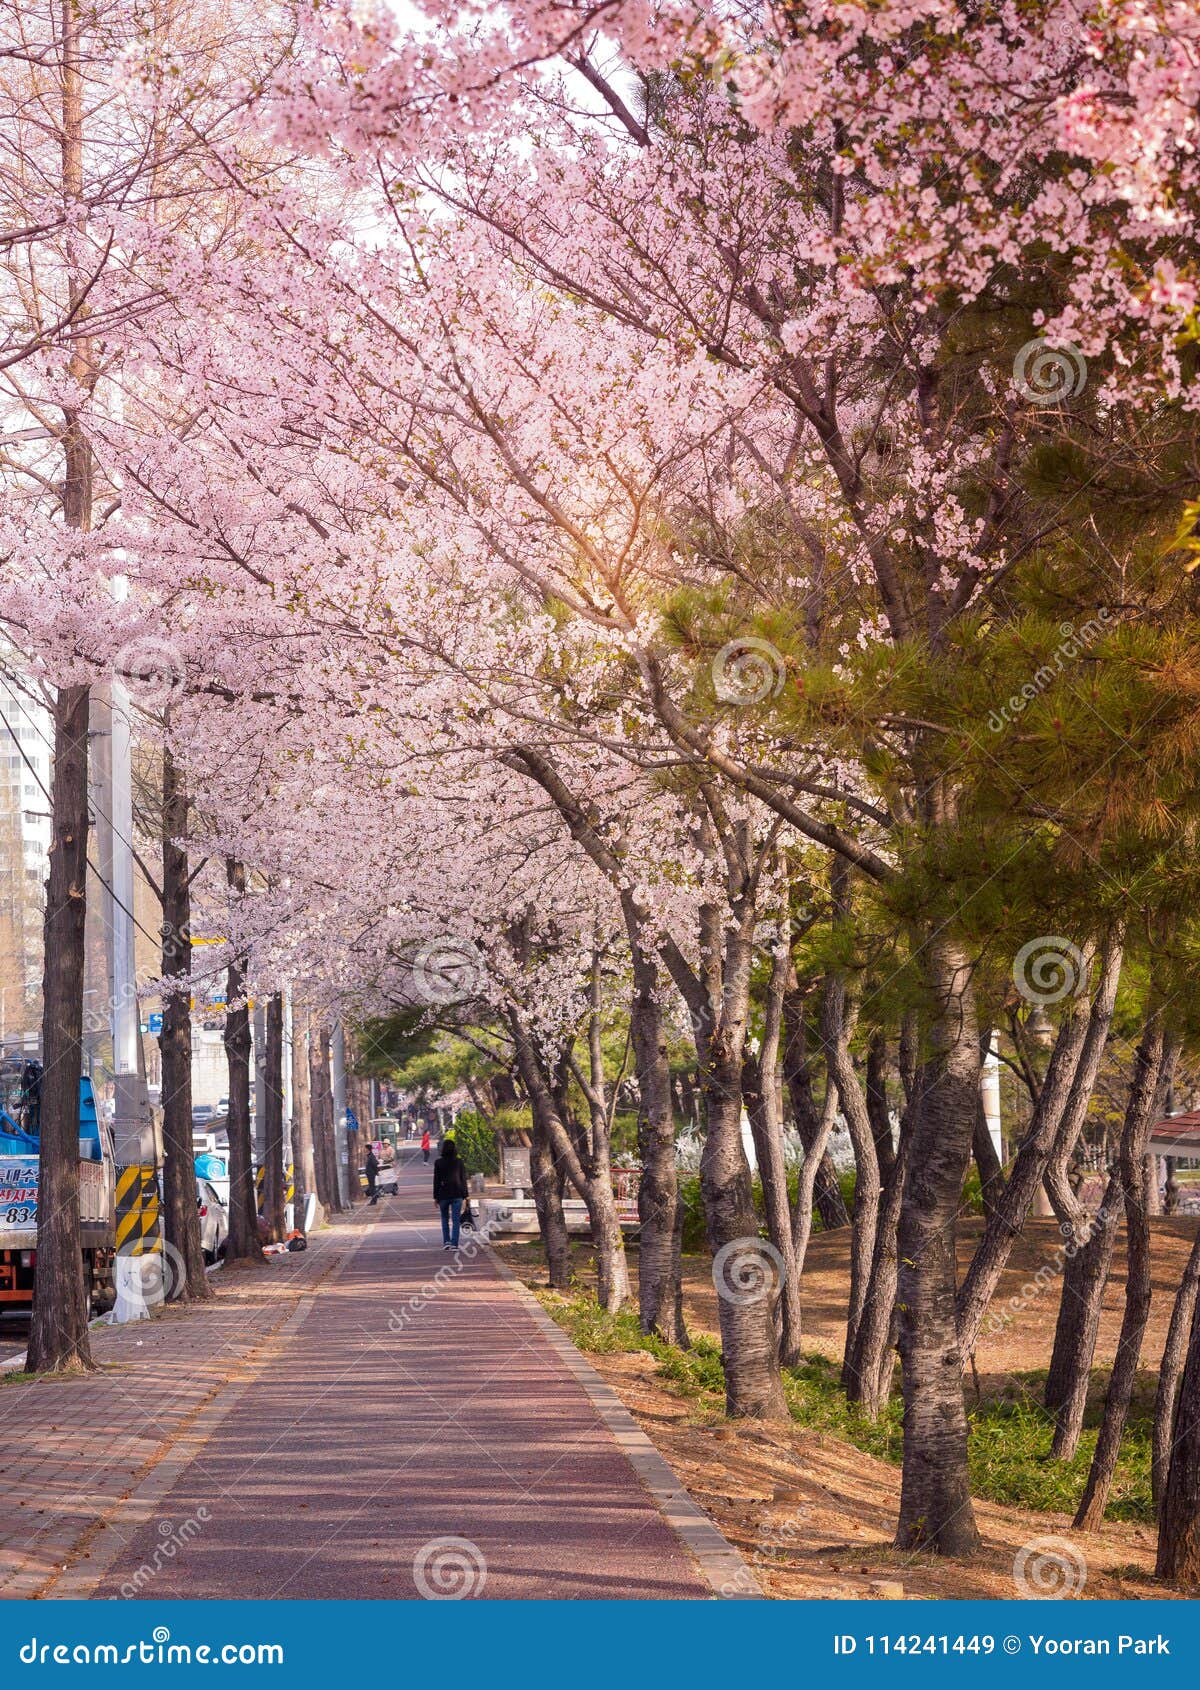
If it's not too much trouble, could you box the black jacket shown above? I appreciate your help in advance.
[433,1151,468,1202]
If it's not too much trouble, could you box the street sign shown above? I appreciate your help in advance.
[147,1012,163,1035]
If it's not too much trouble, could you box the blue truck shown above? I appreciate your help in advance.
[0,1057,116,1315]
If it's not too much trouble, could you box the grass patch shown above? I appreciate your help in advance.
[968,1384,1152,1522]
[531,1285,1154,1525]
[535,1290,727,1400]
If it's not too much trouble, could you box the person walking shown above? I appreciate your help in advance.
[433,1138,468,1250]
[364,1144,380,1206]
[421,1127,431,1164]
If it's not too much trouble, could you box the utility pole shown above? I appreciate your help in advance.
[93,659,161,1319]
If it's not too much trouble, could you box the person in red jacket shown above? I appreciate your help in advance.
[421,1127,431,1163]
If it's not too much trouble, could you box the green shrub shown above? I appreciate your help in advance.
[452,1109,499,1176]
[679,1172,707,1253]
[960,1165,985,1215]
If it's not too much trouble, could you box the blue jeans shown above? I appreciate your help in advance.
[439,1198,462,1246]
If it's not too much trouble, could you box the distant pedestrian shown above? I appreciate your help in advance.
[421,1128,431,1163]
[433,1138,468,1250]
[364,1145,380,1205]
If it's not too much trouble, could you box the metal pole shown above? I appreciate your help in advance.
[95,665,160,1318]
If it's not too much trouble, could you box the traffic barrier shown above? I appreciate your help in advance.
[114,1163,162,1257]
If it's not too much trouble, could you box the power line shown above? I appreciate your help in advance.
[0,698,163,952]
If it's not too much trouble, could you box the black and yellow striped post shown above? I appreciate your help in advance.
[114,1163,162,1258]
[256,1163,295,1221]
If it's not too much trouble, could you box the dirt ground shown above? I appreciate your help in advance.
[702,1216,1200,1389]
[494,1216,1199,1600]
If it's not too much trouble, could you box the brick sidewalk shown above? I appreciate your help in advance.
[1,1159,753,1602]
[0,1218,364,1599]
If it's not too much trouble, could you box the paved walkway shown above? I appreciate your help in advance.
[1,1151,725,1600]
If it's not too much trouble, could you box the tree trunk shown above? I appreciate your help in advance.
[743,1051,802,1366]
[1042,948,1130,1434]
[1074,1024,1177,1526]
[957,933,1122,1357]
[1046,1010,1164,1459]
[791,1067,838,1277]
[222,860,261,1263]
[28,13,93,1371]
[1046,1207,1121,1459]
[894,934,981,1556]
[291,1011,316,1219]
[27,683,93,1374]
[345,1123,360,1205]
[629,943,686,1344]
[972,1094,1005,1223]
[702,1051,789,1418]
[1154,1228,1200,1510]
[866,1031,896,1185]
[1157,1261,1200,1589]
[743,949,802,1364]
[510,1008,629,1311]
[528,1086,571,1289]
[262,993,286,1242]
[783,978,849,1232]
[820,967,881,1389]
[310,1025,341,1212]
[158,745,210,1301]
[848,1093,916,1417]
